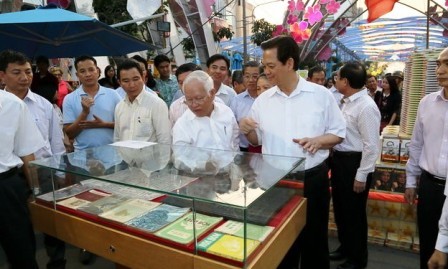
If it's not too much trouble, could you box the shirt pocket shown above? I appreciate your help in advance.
[136,117,153,138]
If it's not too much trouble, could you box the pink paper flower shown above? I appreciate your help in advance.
[319,0,330,4]
[304,5,323,25]
[288,0,296,11]
[317,45,332,61]
[290,21,311,43]
[326,0,340,14]
[272,25,288,36]
[446,0,448,7]
[295,0,304,11]
[287,14,298,25]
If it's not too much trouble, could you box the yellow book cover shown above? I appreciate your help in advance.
[199,232,260,261]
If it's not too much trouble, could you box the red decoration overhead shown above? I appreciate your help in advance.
[47,0,71,9]
[365,0,398,23]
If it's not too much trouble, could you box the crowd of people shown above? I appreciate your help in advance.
[1,35,448,269]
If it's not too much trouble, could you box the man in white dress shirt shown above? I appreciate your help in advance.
[408,47,448,269]
[330,62,380,269]
[239,36,346,269]
[114,59,171,144]
[206,54,237,106]
[172,70,239,150]
[172,71,239,173]
[3,50,67,269]
[0,49,45,269]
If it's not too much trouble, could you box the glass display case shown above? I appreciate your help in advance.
[29,142,306,269]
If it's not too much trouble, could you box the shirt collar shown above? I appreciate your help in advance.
[216,83,229,96]
[24,89,37,103]
[124,87,146,104]
[346,88,367,103]
[79,85,106,97]
[269,77,313,98]
[435,89,448,102]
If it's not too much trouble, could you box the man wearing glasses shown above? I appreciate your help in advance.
[229,61,262,151]
[172,70,239,151]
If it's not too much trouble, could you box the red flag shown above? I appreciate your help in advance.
[365,0,399,23]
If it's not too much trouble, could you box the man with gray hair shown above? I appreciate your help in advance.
[172,70,239,151]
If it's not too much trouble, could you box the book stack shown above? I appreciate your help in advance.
[155,212,223,244]
[56,189,110,209]
[198,232,260,262]
[99,199,161,223]
[126,204,190,233]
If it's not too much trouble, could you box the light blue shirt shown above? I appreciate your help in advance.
[63,85,121,150]
[116,85,157,99]
[229,90,256,148]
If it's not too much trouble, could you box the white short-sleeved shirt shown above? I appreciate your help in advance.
[172,102,239,172]
[173,102,239,151]
[114,88,171,144]
[0,91,45,172]
[63,85,121,150]
[23,90,65,159]
[250,78,346,169]
[216,83,237,106]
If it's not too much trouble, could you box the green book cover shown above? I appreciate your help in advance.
[199,232,260,261]
[214,220,274,242]
[155,212,223,244]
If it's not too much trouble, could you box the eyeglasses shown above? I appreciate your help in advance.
[184,96,208,106]
[243,74,259,80]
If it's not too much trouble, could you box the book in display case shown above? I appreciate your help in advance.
[28,142,307,269]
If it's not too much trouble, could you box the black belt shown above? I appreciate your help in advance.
[333,150,362,157]
[286,161,327,180]
[422,170,446,186]
[0,167,18,179]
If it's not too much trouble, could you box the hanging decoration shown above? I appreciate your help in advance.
[273,0,341,44]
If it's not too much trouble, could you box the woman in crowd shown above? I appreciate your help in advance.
[256,73,273,96]
[50,66,73,110]
[98,65,119,89]
[374,75,401,132]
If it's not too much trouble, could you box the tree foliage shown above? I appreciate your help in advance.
[251,19,276,46]
[92,0,138,37]
[92,0,169,44]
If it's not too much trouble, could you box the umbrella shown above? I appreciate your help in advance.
[0,5,153,58]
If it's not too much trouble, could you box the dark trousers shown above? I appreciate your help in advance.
[279,162,330,269]
[331,151,370,267]
[417,171,446,269]
[0,168,38,269]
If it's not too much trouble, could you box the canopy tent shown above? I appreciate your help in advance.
[0,6,151,58]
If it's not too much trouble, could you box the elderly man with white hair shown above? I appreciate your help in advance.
[172,70,239,151]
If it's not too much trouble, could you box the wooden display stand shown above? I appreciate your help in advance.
[29,199,306,269]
